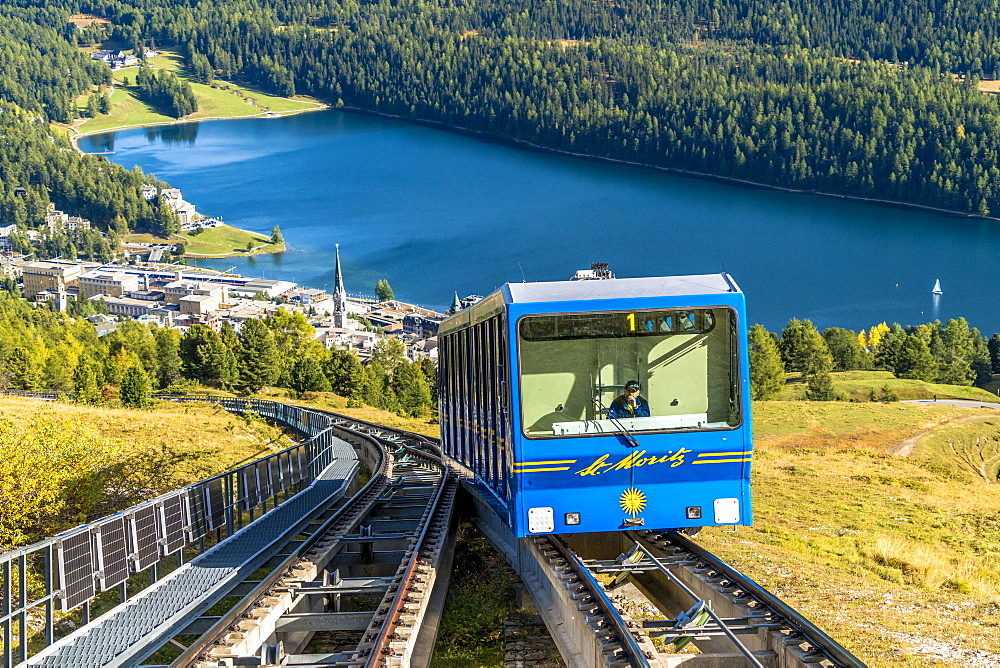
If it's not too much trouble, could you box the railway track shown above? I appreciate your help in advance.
[466,479,866,668]
[530,530,868,668]
[156,409,458,668]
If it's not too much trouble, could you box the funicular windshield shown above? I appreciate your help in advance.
[518,308,740,437]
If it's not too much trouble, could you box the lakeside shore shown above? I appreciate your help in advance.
[68,102,328,151]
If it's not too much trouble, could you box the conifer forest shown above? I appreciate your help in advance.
[3,0,1000,221]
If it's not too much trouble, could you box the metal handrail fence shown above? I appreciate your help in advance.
[0,393,348,667]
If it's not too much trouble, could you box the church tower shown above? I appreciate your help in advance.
[333,244,349,328]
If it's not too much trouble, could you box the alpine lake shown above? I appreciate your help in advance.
[78,110,1000,333]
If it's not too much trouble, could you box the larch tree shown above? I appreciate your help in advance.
[239,318,280,393]
[120,365,152,408]
[748,324,785,400]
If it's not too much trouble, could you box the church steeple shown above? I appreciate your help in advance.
[448,291,462,315]
[333,244,347,314]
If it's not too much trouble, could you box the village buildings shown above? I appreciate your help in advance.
[12,250,444,365]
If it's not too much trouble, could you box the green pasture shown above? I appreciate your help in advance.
[76,49,323,135]
[776,369,998,402]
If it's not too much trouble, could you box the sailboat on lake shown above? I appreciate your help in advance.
[932,279,943,295]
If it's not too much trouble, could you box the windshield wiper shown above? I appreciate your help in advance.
[592,395,642,448]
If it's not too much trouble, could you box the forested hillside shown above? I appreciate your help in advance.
[4,0,1000,219]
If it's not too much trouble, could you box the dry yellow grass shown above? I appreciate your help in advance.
[262,390,441,438]
[696,400,1000,667]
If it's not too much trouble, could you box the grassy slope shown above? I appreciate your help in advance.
[76,49,323,134]
[13,386,998,665]
[777,369,999,402]
[179,225,283,256]
[123,224,284,257]
[698,400,1000,667]
[0,396,293,485]
[0,396,294,543]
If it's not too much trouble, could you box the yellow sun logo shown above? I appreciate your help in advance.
[620,487,647,516]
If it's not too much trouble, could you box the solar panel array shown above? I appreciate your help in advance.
[159,492,186,555]
[58,529,95,611]
[45,400,333,616]
[94,516,129,591]
[130,504,160,571]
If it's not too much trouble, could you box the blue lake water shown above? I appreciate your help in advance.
[79,110,1000,333]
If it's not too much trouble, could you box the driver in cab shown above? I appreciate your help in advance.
[608,380,650,419]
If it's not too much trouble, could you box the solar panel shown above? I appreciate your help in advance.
[129,503,160,571]
[269,456,284,493]
[57,528,95,611]
[289,447,304,483]
[280,451,292,485]
[159,492,186,555]
[257,459,272,501]
[205,478,226,530]
[297,446,310,481]
[239,465,259,510]
[186,486,208,541]
[94,516,129,591]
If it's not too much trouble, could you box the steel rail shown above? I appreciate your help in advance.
[363,470,452,667]
[168,419,393,667]
[626,537,765,668]
[651,531,867,668]
[548,537,652,668]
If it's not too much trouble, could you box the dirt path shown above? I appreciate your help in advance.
[891,414,998,456]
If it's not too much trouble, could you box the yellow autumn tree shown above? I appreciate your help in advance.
[857,329,868,350]
[867,322,891,350]
[0,415,144,549]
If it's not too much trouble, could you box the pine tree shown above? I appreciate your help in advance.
[748,324,785,400]
[370,337,406,380]
[375,279,394,302]
[289,355,331,396]
[73,363,100,404]
[153,327,183,389]
[394,362,432,417]
[239,318,280,393]
[804,369,837,401]
[120,365,152,408]
[988,333,1000,373]
[270,225,283,244]
[326,349,366,400]
[823,327,871,370]
[780,319,833,377]
[894,335,937,382]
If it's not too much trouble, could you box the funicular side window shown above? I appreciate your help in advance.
[517,308,740,438]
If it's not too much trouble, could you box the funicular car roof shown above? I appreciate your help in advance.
[504,273,740,304]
